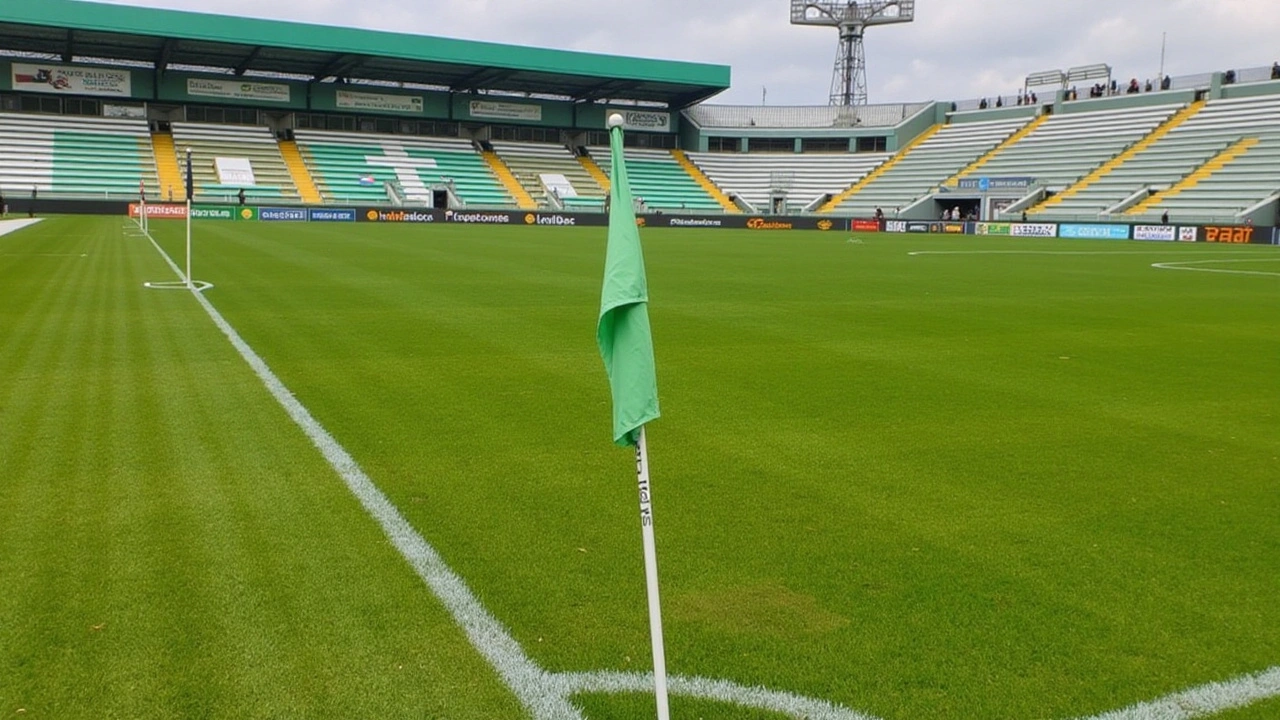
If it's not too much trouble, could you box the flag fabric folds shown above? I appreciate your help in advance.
[185,151,194,202]
[596,124,660,447]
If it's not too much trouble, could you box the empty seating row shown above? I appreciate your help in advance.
[590,147,721,211]
[170,123,297,202]
[295,130,510,207]
[973,103,1182,196]
[1040,95,1280,221]
[490,141,605,210]
[831,116,1030,215]
[0,112,158,198]
[686,150,889,212]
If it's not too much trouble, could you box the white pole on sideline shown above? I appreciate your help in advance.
[634,426,671,720]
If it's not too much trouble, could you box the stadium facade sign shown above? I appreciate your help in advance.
[188,77,291,103]
[1010,223,1057,237]
[336,90,423,114]
[1059,223,1130,240]
[1133,225,1177,241]
[260,207,308,222]
[942,222,967,234]
[13,62,131,97]
[468,100,542,122]
[957,176,1035,192]
[308,208,357,222]
[905,222,932,233]
[884,220,907,233]
[1178,227,1198,242]
[103,103,147,119]
[612,110,671,132]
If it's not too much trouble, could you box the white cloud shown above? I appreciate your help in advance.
[87,0,1279,106]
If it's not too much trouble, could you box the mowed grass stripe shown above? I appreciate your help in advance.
[54,221,1280,719]
[0,217,528,718]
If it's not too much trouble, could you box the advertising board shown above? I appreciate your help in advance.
[1059,224,1130,240]
[1010,223,1057,237]
[260,207,308,222]
[1132,225,1177,241]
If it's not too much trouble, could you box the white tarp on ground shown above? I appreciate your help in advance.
[0,218,43,238]
[214,157,256,186]
[540,173,577,199]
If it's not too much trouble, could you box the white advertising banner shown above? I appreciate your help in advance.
[1010,223,1058,237]
[13,62,131,97]
[1133,225,1177,241]
[469,99,542,122]
[336,90,423,114]
[188,77,291,103]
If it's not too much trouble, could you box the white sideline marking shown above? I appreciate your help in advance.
[137,221,1280,720]
[1151,258,1280,277]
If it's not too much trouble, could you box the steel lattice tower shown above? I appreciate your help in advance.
[790,0,915,106]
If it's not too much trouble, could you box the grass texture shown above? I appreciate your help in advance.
[2,216,1278,719]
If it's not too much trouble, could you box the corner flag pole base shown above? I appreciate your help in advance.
[143,280,213,292]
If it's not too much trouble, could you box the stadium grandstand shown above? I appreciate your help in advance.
[0,0,1278,226]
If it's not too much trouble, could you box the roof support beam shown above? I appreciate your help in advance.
[575,79,638,103]
[62,29,74,62]
[451,67,515,92]
[156,38,177,72]
[233,46,262,75]
[313,53,364,82]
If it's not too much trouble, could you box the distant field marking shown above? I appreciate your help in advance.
[137,221,1280,720]
[1151,258,1280,277]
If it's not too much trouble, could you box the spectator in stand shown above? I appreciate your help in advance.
[1161,75,1172,90]
[1272,62,1280,80]
[979,98,989,109]
[1016,94,1024,106]
[874,207,884,223]
[1145,79,1153,92]
[1161,210,1170,225]
[238,188,246,206]
[1030,91,1038,104]
[1110,79,1119,95]
[1224,69,1236,85]
[995,96,1003,107]
[1069,86,1079,101]
[1127,78,1140,94]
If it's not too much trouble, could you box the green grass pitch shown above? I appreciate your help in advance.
[1,215,1278,719]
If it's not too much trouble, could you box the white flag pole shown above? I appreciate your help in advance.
[635,426,671,720]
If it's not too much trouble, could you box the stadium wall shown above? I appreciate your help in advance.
[1222,79,1280,99]
[1056,89,1197,115]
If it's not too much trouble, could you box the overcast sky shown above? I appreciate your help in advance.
[95,0,1279,106]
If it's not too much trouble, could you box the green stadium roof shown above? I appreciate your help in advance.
[0,0,731,107]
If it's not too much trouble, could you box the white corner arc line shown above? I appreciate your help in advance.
[553,670,881,720]
[1073,666,1280,720]
[136,222,1280,720]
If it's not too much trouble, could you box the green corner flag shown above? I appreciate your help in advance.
[597,122,660,447]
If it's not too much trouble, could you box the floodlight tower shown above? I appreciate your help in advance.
[790,0,915,106]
